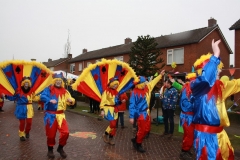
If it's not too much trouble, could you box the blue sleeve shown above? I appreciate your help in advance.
[129,92,136,119]
[40,87,51,103]
[180,89,193,112]
[6,94,19,101]
[191,56,220,97]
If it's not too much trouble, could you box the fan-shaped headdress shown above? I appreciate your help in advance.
[0,60,53,95]
[72,59,138,102]
[193,53,223,75]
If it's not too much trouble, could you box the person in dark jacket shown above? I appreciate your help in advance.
[68,78,78,109]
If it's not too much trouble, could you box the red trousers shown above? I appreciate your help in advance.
[45,119,69,146]
[136,114,151,143]
[182,122,194,151]
[19,118,32,134]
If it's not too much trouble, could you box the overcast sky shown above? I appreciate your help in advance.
[0,0,239,65]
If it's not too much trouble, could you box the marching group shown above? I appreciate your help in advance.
[0,39,238,160]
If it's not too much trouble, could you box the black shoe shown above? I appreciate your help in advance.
[0,108,4,112]
[57,145,67,158]
[168,134,173,139]
[26,133,29,138]
[180,151,192,160]
[20,136,26,141]
[131,138,137,149]
[187,150,193,156]
[145,133,150,139]
[47,146,55,159]
[136,143,146,153]
[38,107,40,110]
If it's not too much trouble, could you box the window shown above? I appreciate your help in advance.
[70,63,75,73]
[87,62,92,67]
[167,48,184,65]
[78,63,82,71]
[114,56,123,61]
[96,59,101,63]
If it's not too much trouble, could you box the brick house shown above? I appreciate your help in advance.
[69,18,232,77]
[229,18,240,102]
[43,54,73,72]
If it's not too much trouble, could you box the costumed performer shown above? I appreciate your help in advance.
[171,73,196,159]
[100,77,122,145]
[129,70,165,153]
[40,73,75,159]
[71,59,139,146]
[0,60,53,141]
[191,39,239,160]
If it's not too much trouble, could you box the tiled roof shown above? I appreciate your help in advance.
[229,19,240,30]
[43,58,68,67]
[69,25,220,63]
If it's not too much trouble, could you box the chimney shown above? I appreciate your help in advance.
[208,18,217,27]
[48,58,52,62]
[31,59,36,61]
[68,54,72,59]
[125,38,132,44]
[83,48,87,54]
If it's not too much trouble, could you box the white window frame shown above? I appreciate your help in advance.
[95,59,101,63]
[78,63,82,71]
[114,56,123,61]
[167,48,184,65]
[87,62,92,67]
[70,63,75,73]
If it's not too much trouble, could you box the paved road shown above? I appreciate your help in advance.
[0,101,239,160]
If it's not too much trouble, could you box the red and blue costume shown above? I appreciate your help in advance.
[172,80,195,155]
[0,60,53,141]
[129,74,163,152]
[40,73,75,159]
[191,55,237,160]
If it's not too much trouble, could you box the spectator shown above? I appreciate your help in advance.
[116,92,128,129]
[0,93,4,112]
[68,78,78,109]
[161,79,178,139]
[88,97,94,113]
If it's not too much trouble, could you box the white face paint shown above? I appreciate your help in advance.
[55,79,62,87]
[24,82,29,89]
[111,83,118,90]
[217,68,222,80]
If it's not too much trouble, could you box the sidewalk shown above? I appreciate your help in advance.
[75,101,240,135]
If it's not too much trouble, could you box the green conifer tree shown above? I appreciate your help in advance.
[128,35,165,78]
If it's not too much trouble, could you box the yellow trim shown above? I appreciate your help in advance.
[19,130,25,137]
[21,79,32,87]
[193,53,224,74]
[135,83,145,89]
[27,104,34,118]
[109,80,119,88]
[186,73,197,80]
[23,64,33,77]
[217,130,234,159]
[0,69,15,95]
